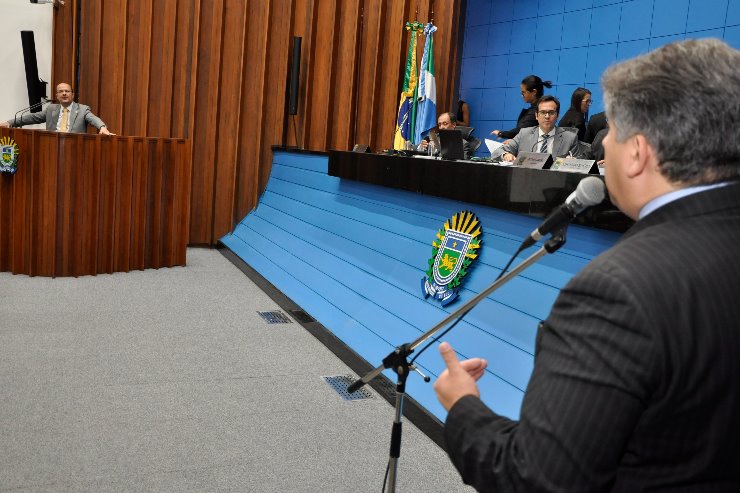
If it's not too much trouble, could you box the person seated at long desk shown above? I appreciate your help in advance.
[501,96,580,162]
[418,112,471,159]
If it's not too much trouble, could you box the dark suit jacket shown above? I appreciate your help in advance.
[584,111,607,144]
[498,105,537,139]
[558,108,587,141]
[10,103,106,133]
[445,183,740,492]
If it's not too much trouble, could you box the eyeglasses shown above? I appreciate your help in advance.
[537,110,557,117]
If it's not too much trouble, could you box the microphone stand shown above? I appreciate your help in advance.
[13,99,49,127]
[348,228,569,492]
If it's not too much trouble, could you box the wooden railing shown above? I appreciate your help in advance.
[0,128,191,277]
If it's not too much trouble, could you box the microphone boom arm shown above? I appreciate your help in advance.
[347,229,568,492]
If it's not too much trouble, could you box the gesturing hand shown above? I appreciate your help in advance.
[433,342,488,411]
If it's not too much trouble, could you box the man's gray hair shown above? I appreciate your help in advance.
[602,38,740,185]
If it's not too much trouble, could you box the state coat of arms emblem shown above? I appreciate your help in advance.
[0,137,19,174]
[422,211,482,306]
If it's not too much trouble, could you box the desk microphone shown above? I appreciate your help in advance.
[521,176,606,249]
[13,98,50,126]
[531,136,548,153]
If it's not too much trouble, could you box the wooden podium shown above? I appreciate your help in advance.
[0,128,191,277]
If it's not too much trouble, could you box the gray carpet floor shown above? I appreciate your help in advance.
[0,247,473,492]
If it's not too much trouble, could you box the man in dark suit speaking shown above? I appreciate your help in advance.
[1,82,113,135]
[434,38,740,492]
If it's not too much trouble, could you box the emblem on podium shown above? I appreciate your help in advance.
[422,211,482,306]
[0,137,19,174]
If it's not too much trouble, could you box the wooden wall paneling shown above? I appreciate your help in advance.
[78,135,102,276]
[51,0,78,94]
[30,133,58,277]
[328,2,363,151]
[9,130,33,274]
[172,140,191,265]
[145,139,164,268]
[129,138,149,270]
[112,138,134,272]
[96,138,117,273]
[171,0,200,138]
[158,139,174,265]
[431,1,461,117]
[54,134,77,277]
[353,0,384,151]
[145,139,165,268]
[0,131,20,272]
[234,1,270,225]
[375,2,411,152]
[257,0,293,198]
[0,174,9,272]
[77,1,102,113]
[285,0,311,149]
[123,1,153,137]
[98,0,128,136]
[303,0,336,151]
[211,0,246,241]
[147,0,178,137]
[188,1,225,245]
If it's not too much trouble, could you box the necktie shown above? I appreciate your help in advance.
[60,108,69,132]
[539,134,550,154]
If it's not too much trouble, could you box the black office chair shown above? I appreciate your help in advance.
[468,137,482,155]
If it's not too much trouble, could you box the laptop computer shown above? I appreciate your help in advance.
[437,129,465,160]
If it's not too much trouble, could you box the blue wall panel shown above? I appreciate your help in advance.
[461,0,739,152]
[488,22,513,55]
[540,0,566,16]
[589,4,622,45]
[566,0,595,11]
[222,151,620,421]
[728,0,740,26]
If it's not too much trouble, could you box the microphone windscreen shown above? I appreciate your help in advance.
[576,176,606,206]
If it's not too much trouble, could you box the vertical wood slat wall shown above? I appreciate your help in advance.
[52,0,465,245]
[0,129,191,277]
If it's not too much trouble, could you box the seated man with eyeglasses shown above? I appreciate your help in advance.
[501,95,579,162]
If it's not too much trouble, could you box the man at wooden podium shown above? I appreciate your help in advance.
[1,82,113,135]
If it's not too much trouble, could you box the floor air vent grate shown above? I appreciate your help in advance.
[257,311,293,324]
[322,375,374,401]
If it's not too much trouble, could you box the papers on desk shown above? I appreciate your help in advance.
[484,138,505,158]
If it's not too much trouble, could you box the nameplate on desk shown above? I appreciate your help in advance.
[515,152,553,169]
[550,157,598,174]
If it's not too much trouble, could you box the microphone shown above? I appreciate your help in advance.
[521,176,606,249]
[13,98,50,127]
[531,136,548,153]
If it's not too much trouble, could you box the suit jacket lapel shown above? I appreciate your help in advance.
[67,103,80,129]
[49,105,60,129]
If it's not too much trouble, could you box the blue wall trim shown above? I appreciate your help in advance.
[221,151,620,421]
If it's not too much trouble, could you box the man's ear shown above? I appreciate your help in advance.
[625,134,654,178]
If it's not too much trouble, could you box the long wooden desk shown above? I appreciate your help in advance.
[328,150,632,233]
[0,128,191,277]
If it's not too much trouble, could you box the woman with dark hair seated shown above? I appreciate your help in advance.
[490,75,552,139]
[456,100,470,127]
[558,87,592,141]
